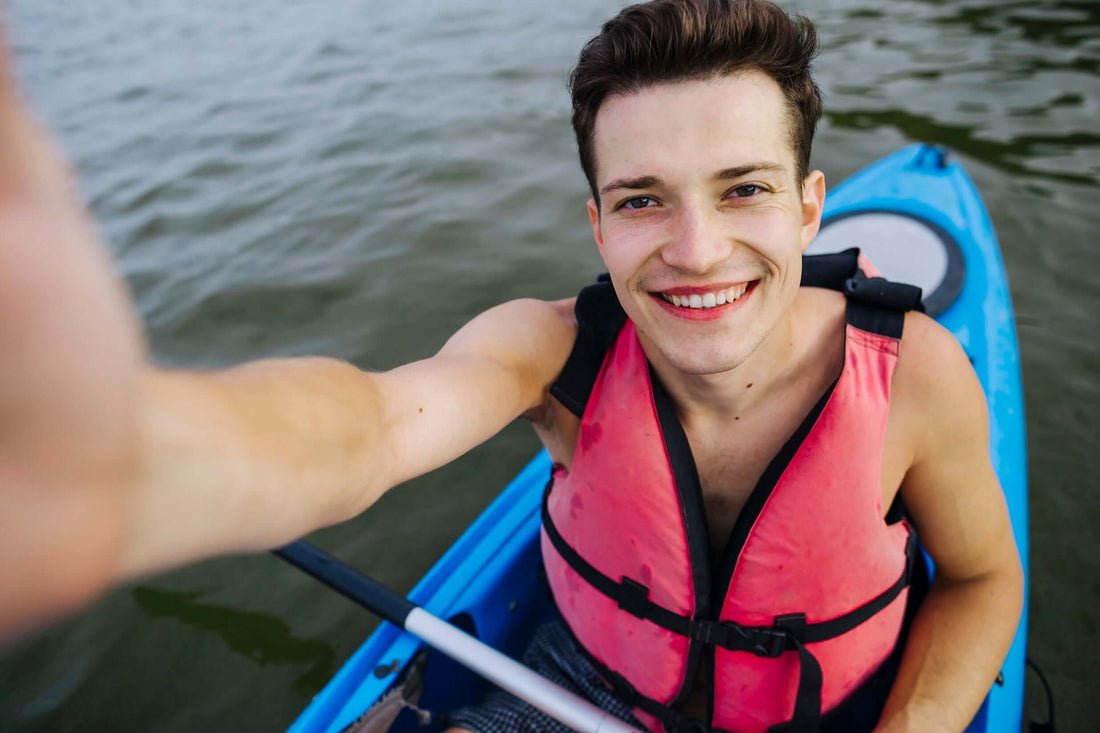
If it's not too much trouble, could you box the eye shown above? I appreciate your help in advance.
[729,184,765,198]
[617,195,658,211]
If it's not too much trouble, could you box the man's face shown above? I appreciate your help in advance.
[587,71,825,376]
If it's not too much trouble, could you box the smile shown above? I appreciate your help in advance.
[658,283,750,310]
[650,281,759,321]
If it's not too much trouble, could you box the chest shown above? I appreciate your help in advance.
[539,382,912,567]
[686,395,911,563]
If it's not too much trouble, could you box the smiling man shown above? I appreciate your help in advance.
[0,1,1021,731]
[452,2,1020,731]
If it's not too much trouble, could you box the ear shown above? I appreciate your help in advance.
[586,198,606,259]
[799,170,826,253]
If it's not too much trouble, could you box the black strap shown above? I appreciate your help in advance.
[844,270,925,313]
[767,630,825,733]
[542,480,697,635]
[801,249,862,290]
[597,663,723,733]
[801,530,919,643]
[546,475,917,649]
[548,279,625,418]
[545,476,918,732]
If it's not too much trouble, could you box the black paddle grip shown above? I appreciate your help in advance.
[274,540,416,627]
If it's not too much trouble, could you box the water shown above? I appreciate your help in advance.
[1,0,1096,730]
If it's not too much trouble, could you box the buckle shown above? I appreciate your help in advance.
[722,622,788,658]
[748,627,788,658]
[688,619,728,646]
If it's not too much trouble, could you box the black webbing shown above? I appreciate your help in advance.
[801,248,861,290]
[541,481,696,635]
[546,475,917,650]
[844,270,925,313]
[595,660,724,733]
[548,279,626,418]
[545,481,918,732]
[802,529,918,644]
[767,633,825,733]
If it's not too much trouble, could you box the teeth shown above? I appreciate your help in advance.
[661,283,750,309]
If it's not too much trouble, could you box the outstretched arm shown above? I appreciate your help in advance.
[0,26,147,638]
[125,298,575,583]
[876,314,1024,732]
[0,28,576,639]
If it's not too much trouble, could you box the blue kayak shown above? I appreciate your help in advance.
[288,144,1029,733]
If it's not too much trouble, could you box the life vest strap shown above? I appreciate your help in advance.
[843,269,925,313]
[545,479,918,732]
[545,477,918,652]
[766,633,824,733]
[599,666,725,733]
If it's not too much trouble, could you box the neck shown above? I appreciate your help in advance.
[643,310,803,424]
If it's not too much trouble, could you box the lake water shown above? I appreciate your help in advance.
[1,0,1096,730]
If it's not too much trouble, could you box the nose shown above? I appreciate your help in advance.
[659,202,731,275]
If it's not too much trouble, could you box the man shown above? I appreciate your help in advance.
[0,1,1021,731]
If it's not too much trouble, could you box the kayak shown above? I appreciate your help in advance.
[287,143,1029,733]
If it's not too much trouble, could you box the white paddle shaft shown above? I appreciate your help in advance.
[406,608,644,733]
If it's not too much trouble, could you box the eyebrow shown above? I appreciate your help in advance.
[713,162,787,180]
[599,162,787,197]
[599,175,661,197]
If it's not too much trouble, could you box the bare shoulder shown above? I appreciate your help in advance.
[428,296,579,425]
[893,311,979,409]
[892,314,1021,586]
[891,311,987,453]
[441,297,577,373]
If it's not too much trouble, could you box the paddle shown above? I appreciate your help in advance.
[274,540,644,733]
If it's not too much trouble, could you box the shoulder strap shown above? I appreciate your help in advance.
[804,247,925,339]
[548,275,626,418]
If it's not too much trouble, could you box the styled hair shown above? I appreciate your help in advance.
[569,0,822,201]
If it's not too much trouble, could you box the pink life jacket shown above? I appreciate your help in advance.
[541,250,924,733]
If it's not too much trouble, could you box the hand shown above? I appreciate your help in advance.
[0,24,146,639]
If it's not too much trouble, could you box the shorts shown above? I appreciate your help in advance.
[445,618,645,732]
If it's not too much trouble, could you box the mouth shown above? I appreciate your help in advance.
[649,280,758,320]
[656,282,754,310]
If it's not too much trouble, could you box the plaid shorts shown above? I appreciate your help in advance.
[445,617,900,732]
[445,618,645,732]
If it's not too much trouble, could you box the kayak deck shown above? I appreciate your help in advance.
[289,144,1028,733]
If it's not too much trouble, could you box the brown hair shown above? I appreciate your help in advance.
[569,0,822,202]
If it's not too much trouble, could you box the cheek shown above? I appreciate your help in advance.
[601,226,658,272]
[729,208,802,256]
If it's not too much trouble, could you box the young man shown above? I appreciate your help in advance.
[0,1,1021,731]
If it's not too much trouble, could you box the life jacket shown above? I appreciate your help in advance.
[540,249,925,733]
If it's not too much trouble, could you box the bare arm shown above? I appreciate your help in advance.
[0,28,146,637]
[0,28,577,638]
[876,315,1024,732]
[124,299,576,582]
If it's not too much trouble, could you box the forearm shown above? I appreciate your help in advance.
[119,358,390,581]
[875,565,1023,732]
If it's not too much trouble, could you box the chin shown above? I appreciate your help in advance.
[657,344,752,376]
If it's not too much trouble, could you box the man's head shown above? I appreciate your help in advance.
[570,0,822,205]
[570,0,828,377]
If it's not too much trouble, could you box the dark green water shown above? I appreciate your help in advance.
[1,0,1096,730]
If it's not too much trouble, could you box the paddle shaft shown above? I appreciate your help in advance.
[274,540,643,733]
